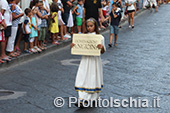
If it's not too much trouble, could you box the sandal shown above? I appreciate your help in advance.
[114,43,117,46]
[8,53,17,57]
[34,46,42,52]
[1,56,11,62]
[108,43,112,47]
[30,48,37,53]
[0,59,5,63]
[16,47,21,53]
[24,50,30,53]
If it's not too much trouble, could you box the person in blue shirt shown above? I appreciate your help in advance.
[105,2,121,47]
[73,0,84,34]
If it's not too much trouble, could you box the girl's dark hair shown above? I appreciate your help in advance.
[51,2,59,12]
[24,8,31,15]
[7,0,15,3]
[85,18,100,34]
[30,0,39,9]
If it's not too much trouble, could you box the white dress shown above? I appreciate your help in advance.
[75,32,106,101]
[67,10,74,27]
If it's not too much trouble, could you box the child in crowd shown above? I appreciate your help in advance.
[71,18,106,108]
[32,0,42,52]
[56,0,67,41]
[38,1,48,50]
[61,0,73,38]
[30,7,38,53]
[73,0,84,34]
[0,12,8,63]
[23,8,32,53]
[6,0,24,57]
[50,2,59,44]
[105,3,121,47]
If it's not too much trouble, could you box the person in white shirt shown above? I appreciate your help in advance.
[42,0,50,15]
[0,0,12,61]
[23,8,32,53]
[125,0,136,28]
[150,0,158,12]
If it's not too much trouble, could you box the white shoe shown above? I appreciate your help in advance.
[129,25,131,28]
[64,34,71,38]
[34,46,42,52]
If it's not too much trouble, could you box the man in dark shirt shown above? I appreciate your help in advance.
[61,0,73,25]
[105,3,121,47]
[83,0,104,24]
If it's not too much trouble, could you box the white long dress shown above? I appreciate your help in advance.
[75,32,106,101]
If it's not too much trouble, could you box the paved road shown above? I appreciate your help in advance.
[1,5,170,113]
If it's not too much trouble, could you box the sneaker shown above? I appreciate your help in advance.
[30,48,38,53]
[55,40,59,45]
[64,34,71,38]
[34,46,42,52]
[129,25,131,28]
[24,50,30,53]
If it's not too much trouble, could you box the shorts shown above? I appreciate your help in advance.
[102,10,107,17]
[127,10,135,13]
[0,30,5,42]
[23,34,30,43]
[150,0,157,7]
[15,23,22,45]
[62,12,70,25]
[76,17,82,26]
[4,26,12,37]
[110,25,119,35]
[29,37,35,43]
[38,27,46,41]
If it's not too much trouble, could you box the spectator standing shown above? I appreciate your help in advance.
[23,8,32,53]
[57,0,67,41]
[125,0,136,28]
[150,0,158,12]
[6,0,24,57]
[73,0,84,34]
[49,2,60,44]
[30,7,38,53]
[83,0,104,24]
[0,0,12,61]
[38,1,48,50]
[0,11,10,63]
[61,0,73,38]
[14,3,24,56]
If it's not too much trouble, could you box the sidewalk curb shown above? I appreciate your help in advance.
[0,9,147,69]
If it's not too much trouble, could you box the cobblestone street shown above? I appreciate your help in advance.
[0,4,170,113]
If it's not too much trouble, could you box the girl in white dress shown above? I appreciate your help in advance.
[71,18,106,108]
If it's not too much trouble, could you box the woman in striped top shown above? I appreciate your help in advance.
[6,0,24,57]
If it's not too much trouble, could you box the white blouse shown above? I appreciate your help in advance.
[125,0,136,11]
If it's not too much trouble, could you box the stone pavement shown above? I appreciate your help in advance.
[0,4,170,113]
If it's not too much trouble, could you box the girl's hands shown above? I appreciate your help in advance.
[97,44,104,49]
[35,26,38,31]
[53,14,57,17]
[77,13,80,15]
[70,43,75,48]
